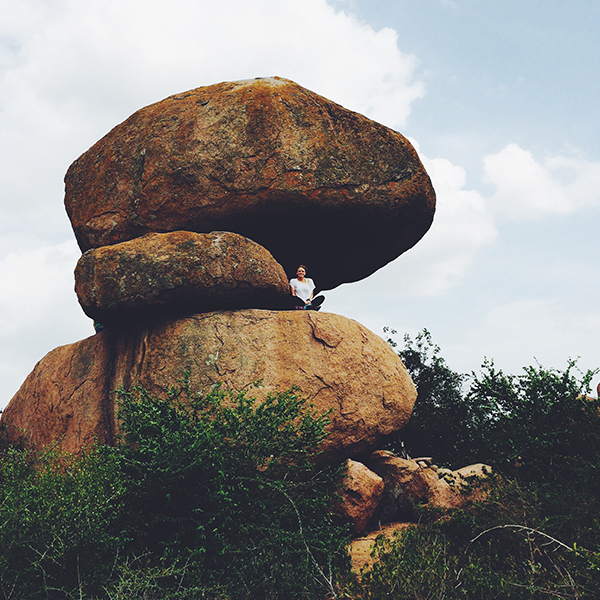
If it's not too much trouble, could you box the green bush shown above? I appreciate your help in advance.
[384,328,472,467]
[387,329,600,465]
[0,444,126,599]
[389,329,600,549]
[349,518,600,598]
[0,379,350,599]
[343,477,600,599]
[114,379,349,599]
[347,329,600,599]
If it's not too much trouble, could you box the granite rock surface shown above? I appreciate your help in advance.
[1,310,417,464]
[75,230,290,323]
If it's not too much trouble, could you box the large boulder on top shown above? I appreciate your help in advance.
[0,310,417,464]
[64,77,436,290]
[75,230,290,324]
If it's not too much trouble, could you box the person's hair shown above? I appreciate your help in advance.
[297,264,307,271]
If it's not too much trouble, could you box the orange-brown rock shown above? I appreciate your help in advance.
[427,463,493,511]
[64,77,436,290]
[1,311,416,463]
[366,450,432,522]
[336,459,384,536]
[75,230,290,324]
[349,522,415,575]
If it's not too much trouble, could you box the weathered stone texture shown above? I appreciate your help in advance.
[349,522,415,575]
[65,77,436,290]
[336,459,384,536]
[366,450,432,521]
[75,230,290,323]
[0,336,115,454]
[1,311,416,463]
[427,463,493,510]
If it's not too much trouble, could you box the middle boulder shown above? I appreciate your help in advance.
[75,230,290,324]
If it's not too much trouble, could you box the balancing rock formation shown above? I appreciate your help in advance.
[2,76,436,469]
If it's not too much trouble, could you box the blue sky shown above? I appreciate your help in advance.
[1,0,599,408]
[326,0,600,378]
[355,0,600,169]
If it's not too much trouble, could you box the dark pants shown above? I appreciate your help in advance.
[290,295,325,310]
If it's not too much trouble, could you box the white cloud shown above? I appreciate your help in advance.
[448,296,600,377]
[1,0,423,124]
[326,145,498,318]
[388,141,600,299]
[483,143,600,220]
[0,241,76,329]
[0,0,424,237]
[410,152,497,295]
[367,146,497,298]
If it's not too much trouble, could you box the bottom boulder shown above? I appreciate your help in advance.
[1,310,416,464]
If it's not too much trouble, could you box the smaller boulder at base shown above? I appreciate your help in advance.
[427,464,493,511]
[335,459,384,536]
[366,450,432,522]
[75,230,290,323]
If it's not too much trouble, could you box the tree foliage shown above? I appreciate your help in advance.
[387,328,600,475]
[344,329,600,598]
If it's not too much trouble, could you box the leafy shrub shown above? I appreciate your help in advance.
[114,379,349,599]
[0,379,350,599]
[344,479,600,599]
[384,328,472,467]
[389,329,600,469]
[0,444,126,599]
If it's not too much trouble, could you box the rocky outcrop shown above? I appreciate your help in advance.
[427,463,493,511]
[1,311,417,464]
[366,450,433,522]
[3,77,439,532]
[333,453,493,536]
[349,522,415,575]
[75,230,290,324]
[336,459,385,536]
[64,77,436,290]
[367,453,493,518]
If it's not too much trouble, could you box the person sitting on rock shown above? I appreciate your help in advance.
[289,265,325,310]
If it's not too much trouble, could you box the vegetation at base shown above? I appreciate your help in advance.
[0,380,349,599]
[340,328,600,598]
[2,331,600,598]
[386,328,600,546]
[344,499,600,599]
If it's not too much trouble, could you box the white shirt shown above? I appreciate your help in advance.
[290,278,315,302]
